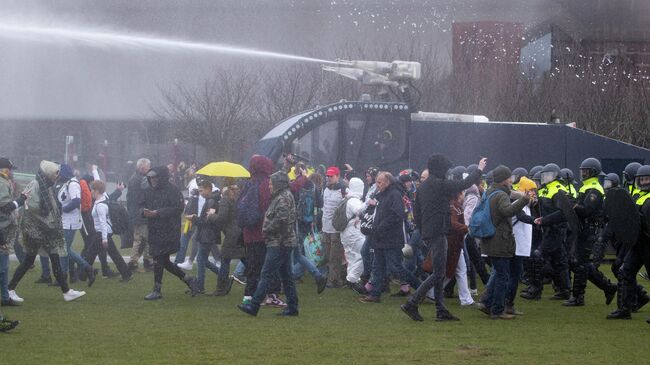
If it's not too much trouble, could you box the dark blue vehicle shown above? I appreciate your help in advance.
[251,100,650,177]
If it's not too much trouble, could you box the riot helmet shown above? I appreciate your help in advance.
[560,168,574,184]
[635,165,650,192]
[511,167,528,184]
[541,163,561,185]
[532,172,542,189]
[603,173,620,190]
[579,158,602,180]
[529,165,544,178]
[622,162,642,187]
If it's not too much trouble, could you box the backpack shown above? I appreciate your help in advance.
[99,200,130,235]
[297,185,315,223]
[79,179,93,213]
[468,190,501,239]
[236,180,261,228]
[332,196,352,232]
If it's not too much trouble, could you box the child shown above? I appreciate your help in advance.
[190,180,222,294]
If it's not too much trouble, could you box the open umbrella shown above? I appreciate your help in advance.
[196,161,251,178]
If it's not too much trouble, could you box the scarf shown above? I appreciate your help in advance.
[36,171,56,217]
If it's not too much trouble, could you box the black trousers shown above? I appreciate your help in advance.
[84,233,130,279]
[153,254,186,285]
[620,241,650,312]
[10,253,69,293]
[80,212,111,275]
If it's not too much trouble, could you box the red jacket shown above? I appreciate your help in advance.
[242,155,273,244]
[446,200,468,278]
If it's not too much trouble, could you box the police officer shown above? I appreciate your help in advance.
[560,168,578,199]
[511,167,528,192]
[622,162,641,197]
[532,163,571,300]
[608,165,650,319]
[563,158,617,306]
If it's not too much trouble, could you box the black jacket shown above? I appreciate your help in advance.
[127,171,148,226]
[415,169,482,240]
[194,193,221,245]
[369,183,406,249]
[143,166,184,256]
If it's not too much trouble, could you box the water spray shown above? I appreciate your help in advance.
[0,23,339,65]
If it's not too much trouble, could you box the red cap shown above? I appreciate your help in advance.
[326,166,340,177]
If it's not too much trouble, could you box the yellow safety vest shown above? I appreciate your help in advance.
[636,192,650,206]
[538,180,568,199]
[579,177,605,196]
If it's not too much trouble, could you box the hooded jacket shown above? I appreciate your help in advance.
[143,166,184,256]
[341,177,366,246]
[242,155,273,244]
[262,171,297,248]
[209,185,244,259]
[480,184,529,257]
[369,181,406,249]
[415,167,482,240]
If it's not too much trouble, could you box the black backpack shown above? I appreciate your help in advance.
[99,201,130,235]
[236,180,261,228]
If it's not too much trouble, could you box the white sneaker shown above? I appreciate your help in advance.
[63,289,86,302]
[177,259,193,271]
[470,289,478,296]
[8,290,24,303]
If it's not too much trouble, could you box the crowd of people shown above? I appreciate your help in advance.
[1,151,650,332]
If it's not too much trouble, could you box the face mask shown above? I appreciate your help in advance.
[603,180,612,189]
[541,172,556,185]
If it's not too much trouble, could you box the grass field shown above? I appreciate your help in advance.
[2,256,648,365]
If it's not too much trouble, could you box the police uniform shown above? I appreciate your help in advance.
[536,179,571,299]
[564,177,616,306]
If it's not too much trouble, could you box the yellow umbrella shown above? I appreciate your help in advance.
[196,161,251,178]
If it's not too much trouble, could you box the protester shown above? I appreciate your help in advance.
[142,166,198,300]
[401,155,486,322]
[322,166,347,288]
[189,180,222,294]
[358,172,420,303]
[477,165,530,320]
[340,177,366,293]
[445,191,474,306]
[239,155,284,307]
[57,164,96,285]
[85,180,133,282]
[238,170,299,316]
[127,158,153,273]
[8,160,86,302]
[207,178,244,296]
[0,158,26,310]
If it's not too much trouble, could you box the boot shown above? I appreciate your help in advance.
[606,309,631,320]
[86,267,97,287]
[183,275,200,297]
[144,283,162,300]
[562,295,585,307]
[520,286,542,300]
[604,284,617,306]
[143,260,154,273]
[550,290,570,300]
[211,276,233,296]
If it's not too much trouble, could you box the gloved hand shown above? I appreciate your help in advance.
[592,236,607,268]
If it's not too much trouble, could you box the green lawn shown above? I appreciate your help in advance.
[1,260,648,364]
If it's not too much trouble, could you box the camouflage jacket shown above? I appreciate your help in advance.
[263,186,297,248]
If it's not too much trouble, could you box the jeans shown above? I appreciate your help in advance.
[0,253,9,301]
[404,229,424,276]
[61,229,91,273]
[196,243,220,291]
[292,247,322,280]
[409,235,448,312]
[507,256,524,304]
[175,227,195,264]
[370,247,421,298]
[251,246,298,312]
[233,260,245,277]
[361,237,373,280]
[219,258,231,279]
[486,257,511,315]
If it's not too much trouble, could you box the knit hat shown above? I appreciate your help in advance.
[59,164,74,180]
[492,165,512,184]
[39,160,60,178]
